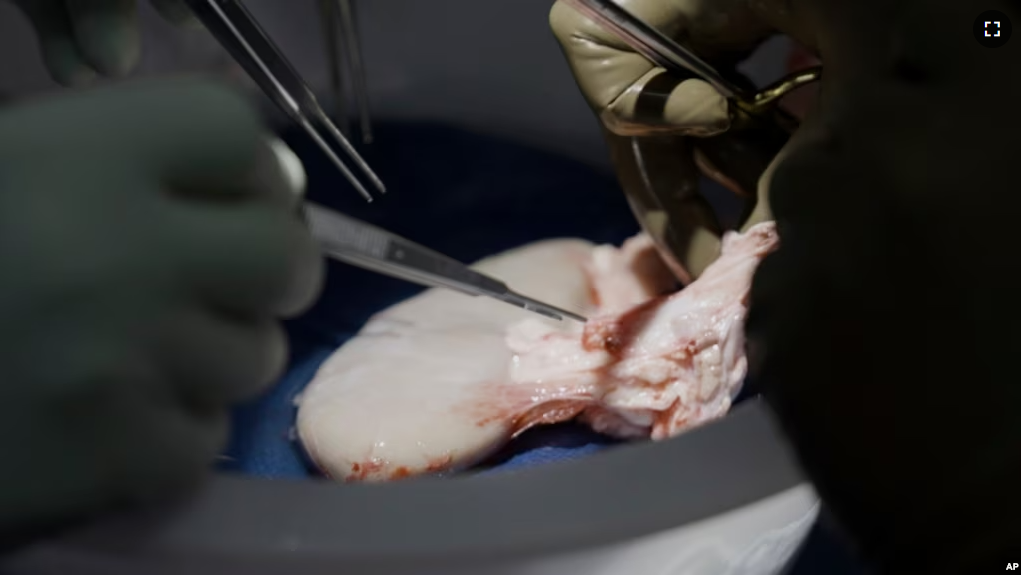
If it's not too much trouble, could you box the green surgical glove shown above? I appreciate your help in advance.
[0,79,323,538]
[9,0,198,86]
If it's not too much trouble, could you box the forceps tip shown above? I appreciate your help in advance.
[561,310,589,323]
[552,307,588,323]
[505,291,588,324]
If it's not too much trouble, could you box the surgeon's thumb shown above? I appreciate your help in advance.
[65,0,141,78]
[265,137,308,200]
[601,72,732,138]
[263,136,323,319]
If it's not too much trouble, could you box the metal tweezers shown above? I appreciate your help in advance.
[183,0,384,202]
[318,0,373,145]
[183,0,586,323]
[561,0,822,115]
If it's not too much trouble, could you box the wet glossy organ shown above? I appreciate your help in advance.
[297,223,778,482]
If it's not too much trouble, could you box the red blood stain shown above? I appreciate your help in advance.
[662,340,698,369]
[348,459,386,481]
[582,296,667,357]
[510,399,590,438]
[381,455,455,481]
[587,282,602,309]
[451,379,597,443]
[425,454,454,473]
[348,456,457,482]
[464,381,535,428]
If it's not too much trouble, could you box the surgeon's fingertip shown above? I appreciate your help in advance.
[33,37,94,87]
[66,0,141,77]
[664,79,731,136]
[253,322,289,393]
[46,57,99,88]
[93,39,140,77]
[278,241,325,319]
[81,25,140,77]
[266,137,307,200]
[548,1,573,39]
[150,0,200,28]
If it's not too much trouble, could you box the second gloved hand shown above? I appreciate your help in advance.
[0,79,323,538]
[9,0,199,86]
[550,0,819,281]
[550,0,777,282]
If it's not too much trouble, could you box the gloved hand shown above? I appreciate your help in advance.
[8,0,198,86]
[0,80,322,538]
[549,0,814,281]
[557,0,1021,572]
[743,0,1021,571]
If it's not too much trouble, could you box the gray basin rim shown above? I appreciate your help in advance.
[32,401,807,568]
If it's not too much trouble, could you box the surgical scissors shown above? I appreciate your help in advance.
[183,0,384,202]
[304,204,587,323]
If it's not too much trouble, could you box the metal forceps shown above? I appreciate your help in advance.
[562,0,822,281]
[186,1,584,323]
[562,0,821,119]
[319,0,373,144]
[304,204,588,323]
[183,0,385,202]
[562,0,822,200]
